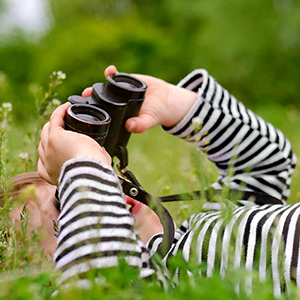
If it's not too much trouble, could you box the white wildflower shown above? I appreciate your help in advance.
[28,82,39,93]
[2,102,12,112]
[194,135,201,143]
[19,152,29,160]
[192,117,202,127]
[0,241,6,246]
[52,99,61,106]
[56,71,66,80]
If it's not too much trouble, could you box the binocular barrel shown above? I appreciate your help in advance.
[64,73,147,165]
[64,104,111,146]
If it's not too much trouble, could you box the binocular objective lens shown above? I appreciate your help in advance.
[64,104,111,146]
[115,81,139,90]
[112,75,144,90]
[76,113,103,123]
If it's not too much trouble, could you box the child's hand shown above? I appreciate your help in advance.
[82,65,197,133]
[38,102,111,186]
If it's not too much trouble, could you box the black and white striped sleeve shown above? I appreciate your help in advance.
[164,69,297,202]
[54,158,154,288]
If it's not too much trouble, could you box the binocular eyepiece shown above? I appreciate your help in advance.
[64,73,147,169]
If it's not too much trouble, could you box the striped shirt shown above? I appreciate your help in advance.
[55,70,297,296]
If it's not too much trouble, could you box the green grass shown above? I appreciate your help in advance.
[1,98,300,299]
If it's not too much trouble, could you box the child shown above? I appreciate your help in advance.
[10,65,298,296]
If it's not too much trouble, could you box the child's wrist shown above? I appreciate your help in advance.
[162,85,197,128]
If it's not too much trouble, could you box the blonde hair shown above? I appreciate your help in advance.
[0,172,53,206]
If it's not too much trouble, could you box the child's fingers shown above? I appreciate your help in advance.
[82,87,93,97]
[104,65,118,79]
[49,102,71,136]
[81,65,118,97]
[125,114,158,134]
[37,159,53,185]
[39,122,49,150]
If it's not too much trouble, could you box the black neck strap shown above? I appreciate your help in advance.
[55,169,283,258]
[120,177,175,257]
[120,175,284,257]
[157,188,284,205]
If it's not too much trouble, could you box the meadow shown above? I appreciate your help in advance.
[1,0,300,298]
[1,75,300,299]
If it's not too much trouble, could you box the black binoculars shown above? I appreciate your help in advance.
[64,73,147,169]
[61,73,174,257]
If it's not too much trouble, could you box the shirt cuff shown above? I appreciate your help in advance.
[58,157,123,209]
